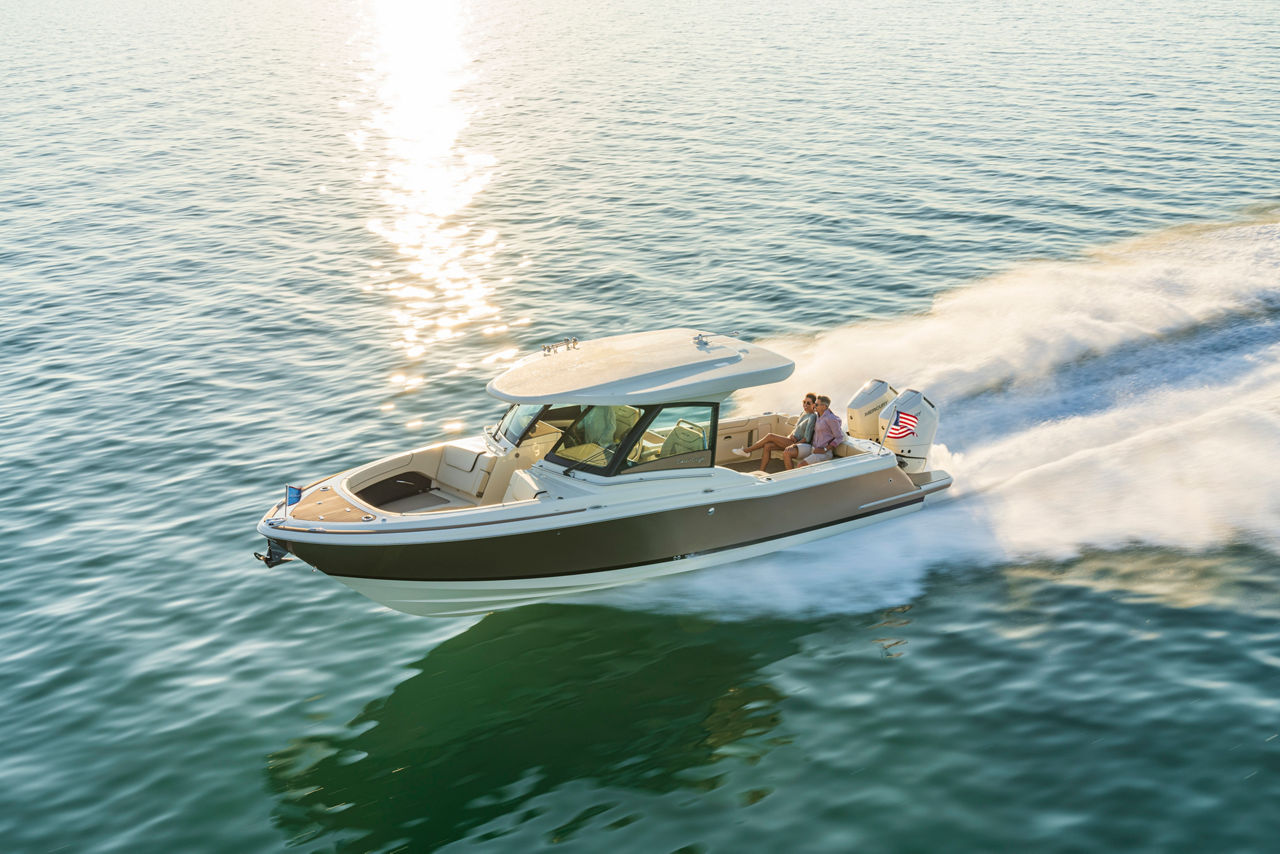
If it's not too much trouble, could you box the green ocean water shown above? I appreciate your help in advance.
[2,0,1279,851]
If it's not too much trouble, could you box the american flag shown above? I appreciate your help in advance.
[885,410,918,440]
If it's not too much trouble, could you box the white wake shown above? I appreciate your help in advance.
[587,217,1280,617]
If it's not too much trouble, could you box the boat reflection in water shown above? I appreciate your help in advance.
[265,605,804,851]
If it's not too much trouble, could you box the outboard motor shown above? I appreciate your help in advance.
[846,379,898,441]
[878,389,939,473]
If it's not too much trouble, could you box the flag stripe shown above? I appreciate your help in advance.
[885,409,918,440]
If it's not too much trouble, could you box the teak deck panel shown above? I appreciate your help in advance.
[286,487,368,523]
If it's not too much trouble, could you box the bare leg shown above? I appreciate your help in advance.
[743,433,791,453]
[754,436,790,471]
[782,445,798,470]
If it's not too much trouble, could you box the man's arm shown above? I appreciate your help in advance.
[823,415,845,451]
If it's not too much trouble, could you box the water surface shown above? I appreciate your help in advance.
[2,0,1279,851]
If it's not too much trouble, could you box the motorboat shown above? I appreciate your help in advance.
[254,329,952,616]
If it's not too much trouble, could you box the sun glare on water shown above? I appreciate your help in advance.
[362,0,504,382]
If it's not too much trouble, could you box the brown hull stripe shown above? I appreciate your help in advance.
[286,490,926,583]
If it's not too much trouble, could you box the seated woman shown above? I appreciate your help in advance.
[732,394,817,471]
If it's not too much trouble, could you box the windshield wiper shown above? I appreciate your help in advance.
[562,448,609,476]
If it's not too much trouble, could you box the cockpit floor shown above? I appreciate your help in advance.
[381,491,456,513]
[721,458,788,474]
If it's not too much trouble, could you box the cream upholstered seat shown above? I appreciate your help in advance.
[435,444,497,496]
[659,421,706,458]
[613,405,641,443]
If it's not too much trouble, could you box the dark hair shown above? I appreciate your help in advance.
[816,395,831,405]
[804,392,817,403]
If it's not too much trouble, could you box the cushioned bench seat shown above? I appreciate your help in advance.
[435,443,497,497]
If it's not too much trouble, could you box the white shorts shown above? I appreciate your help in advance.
[791,443,813,458]
[804,450,834,465]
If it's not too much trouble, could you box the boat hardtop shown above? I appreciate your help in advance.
[486,328,795,405]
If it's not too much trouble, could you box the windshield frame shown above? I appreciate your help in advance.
[495,403,548,448]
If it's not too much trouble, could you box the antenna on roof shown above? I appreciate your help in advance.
[541,337,580,356]
[693,331,739,347]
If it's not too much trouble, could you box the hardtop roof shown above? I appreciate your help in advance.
[486,328,795,405]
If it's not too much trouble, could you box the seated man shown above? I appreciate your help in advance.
[799,395,844,466]
[733,394,817,472]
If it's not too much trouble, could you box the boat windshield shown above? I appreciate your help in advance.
[548,402,718,474]
[496,404,545,446]
[618,404,714,474]
[548,404,640,470]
